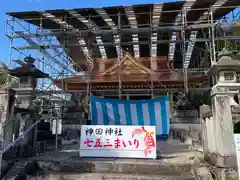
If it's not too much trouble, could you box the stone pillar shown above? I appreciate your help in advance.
[206,116,216,153]
[210,86,237,167]
[212,90,235,156]
[200,105,211,156]
[14,88,34,109]
[0,88,15,147]
[200,104,217,159]
[14,87,35,136]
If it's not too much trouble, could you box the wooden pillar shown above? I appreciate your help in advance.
[99,61,106,73]
[167,92,174,114]
[150,57,157,71]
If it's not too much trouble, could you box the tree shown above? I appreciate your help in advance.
[224,25,240,52]
[0,61,8,87]
[216,22,240,54]
[0,72,7,86]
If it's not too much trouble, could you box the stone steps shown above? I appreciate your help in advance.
[2,160,30,180]
[36,159,194,176]
[29,140,199,179]
[26,172,196,180]
[2,141,201,180]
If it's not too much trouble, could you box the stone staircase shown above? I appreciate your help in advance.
[26,164,197,180]
[2,160,36,180]
[1,139,210,180]
[1,127,213,180]
[24,159,198,180]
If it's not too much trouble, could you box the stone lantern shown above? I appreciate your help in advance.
[207,50,240,167]
[8,56,49,109]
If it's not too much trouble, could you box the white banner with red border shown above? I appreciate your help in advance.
[79,125,156,159]
[234,134,240,180]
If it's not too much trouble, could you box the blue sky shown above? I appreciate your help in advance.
[0,0,180,65]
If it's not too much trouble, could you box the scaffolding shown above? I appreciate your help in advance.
[5,4,240,101]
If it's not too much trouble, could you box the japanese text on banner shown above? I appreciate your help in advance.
[81,125,156,157]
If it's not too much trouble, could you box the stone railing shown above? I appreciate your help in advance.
[200,105,216,158]
[231,105,240,127]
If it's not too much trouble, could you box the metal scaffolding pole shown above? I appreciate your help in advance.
[5,18,14,87]
[182,9,188,94]
[87,15,93,102]
[149,10,154,99]
[7,18,14,68]
[118,12,122,99]
[13,35,240,50]
[8,4,238,102]
[56,17,65,150]
[210,8,217,64]
[207,11,213,64]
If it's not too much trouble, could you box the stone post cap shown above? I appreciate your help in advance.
[209,50,240,75]
[200,104,212,118]
[0,88,15,94]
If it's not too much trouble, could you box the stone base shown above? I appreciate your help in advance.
[209,166,238,180]
[193,166,213,180]
[206,152,237,168]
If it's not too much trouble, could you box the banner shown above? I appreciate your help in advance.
[90,96,170,135]
[52,119,62,135]
[79,125,156,159]
[234,134,240,180]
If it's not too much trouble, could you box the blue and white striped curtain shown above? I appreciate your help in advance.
[90,96,171,135]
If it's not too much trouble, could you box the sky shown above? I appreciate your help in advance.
[0,0,180,65]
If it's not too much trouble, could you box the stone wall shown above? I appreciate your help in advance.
[62,125,81,145]
[0,89,15,148]
[61,110,86,145]
[171,110,200,124]
[170,123,202,151]
[170,107,202,151]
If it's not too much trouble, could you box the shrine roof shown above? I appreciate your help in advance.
[54,73,206,83]
[7,2,185,21]
[7,1,238,23]
[7,0,239,72]
[53,53,207,90]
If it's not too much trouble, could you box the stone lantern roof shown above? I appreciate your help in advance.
[9,56,49,78]
[209,49,240,75]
